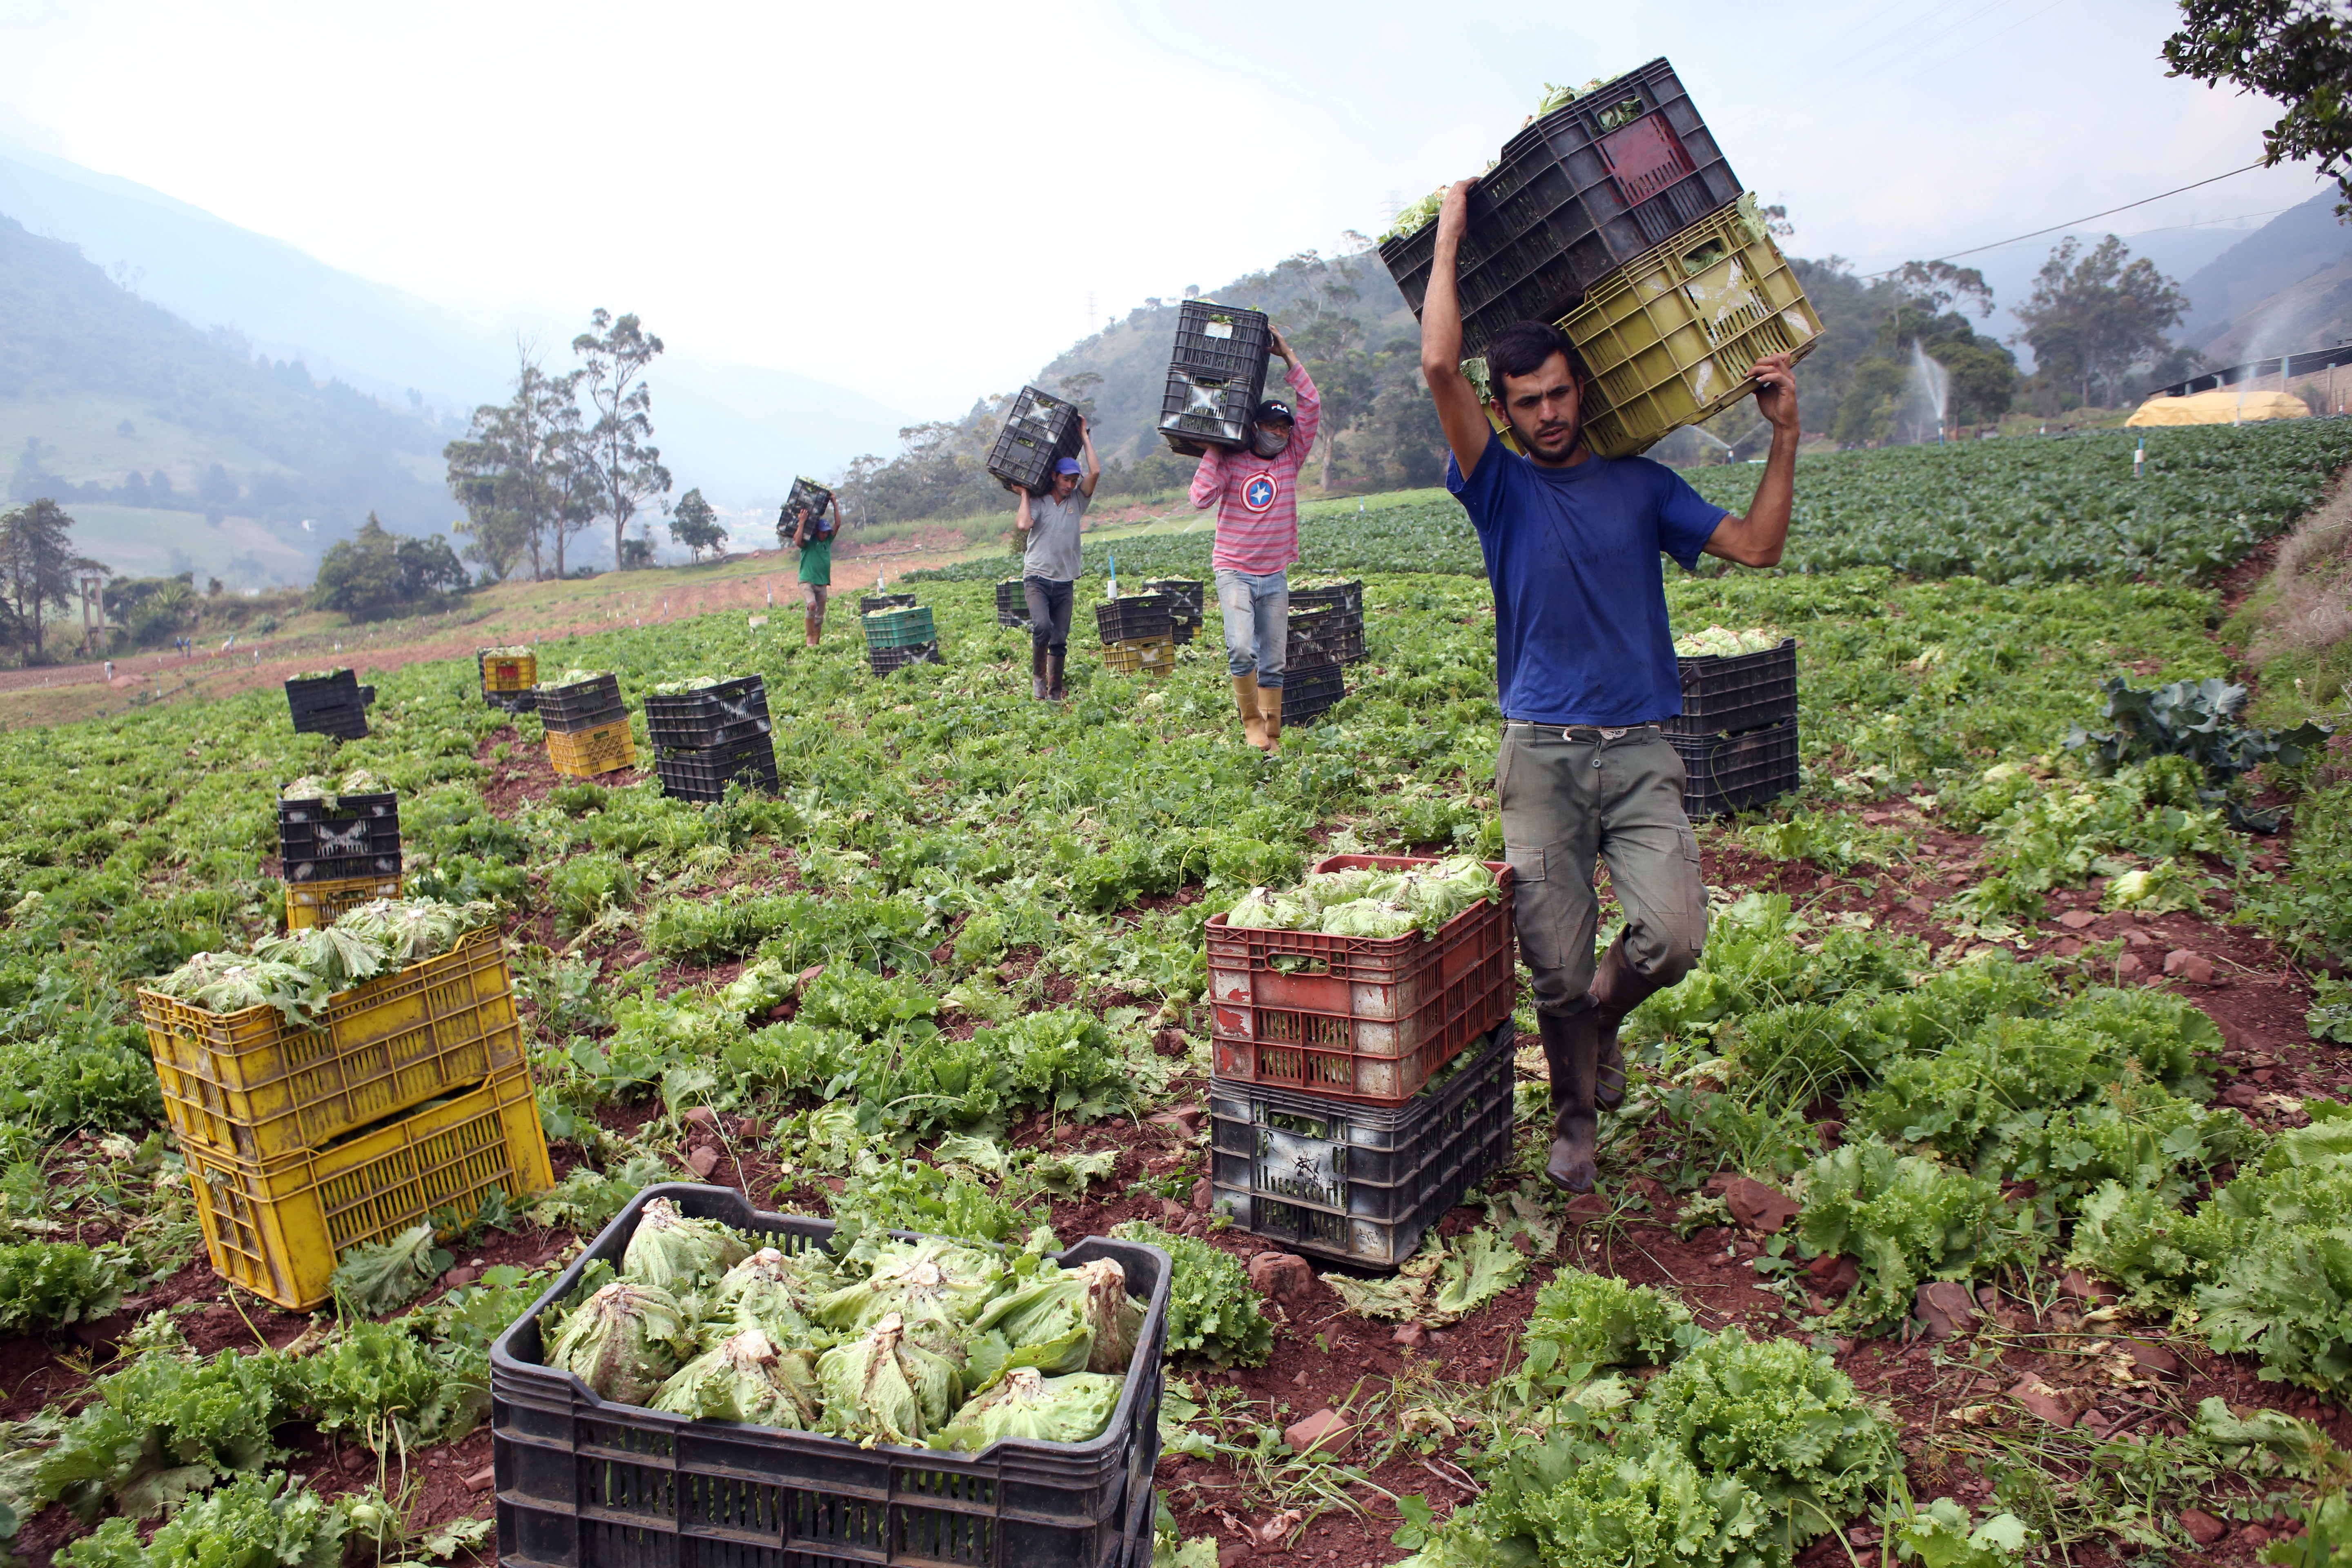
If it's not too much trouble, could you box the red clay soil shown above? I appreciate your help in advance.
[8,719,2344,1568]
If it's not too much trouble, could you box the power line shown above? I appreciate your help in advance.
[1860,160,2270,276]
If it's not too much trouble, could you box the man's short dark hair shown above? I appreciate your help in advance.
[1484,321,1589,388]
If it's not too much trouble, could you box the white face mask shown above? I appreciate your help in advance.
[1250,425,1292,459]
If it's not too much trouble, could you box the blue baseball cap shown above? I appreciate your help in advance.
[1054,457,1082,475]
[1254,399,1295,425]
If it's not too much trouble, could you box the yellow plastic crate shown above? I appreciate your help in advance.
[1558,196,1822,458]
[479,649,537,694]
[1103,634,1176,677]
[186,1065,552,1311]
[284,870,401,932]
[546,719,637,777]
[140,929,522,1161]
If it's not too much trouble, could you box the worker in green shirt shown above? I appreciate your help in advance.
[792,494,840,646]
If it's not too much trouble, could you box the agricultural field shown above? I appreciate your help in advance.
[0,421,2350,1568]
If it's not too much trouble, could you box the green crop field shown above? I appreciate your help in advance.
[2,422,2351,1568]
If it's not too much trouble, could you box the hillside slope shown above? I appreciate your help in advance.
[0,215,454,583]
[0,144,912,513]
[2176,191,2352,352]
[1031,248,1418,467]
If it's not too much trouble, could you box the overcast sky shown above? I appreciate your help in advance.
[0,0,2335,414]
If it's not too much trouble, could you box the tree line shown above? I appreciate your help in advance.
[443,310,711,581]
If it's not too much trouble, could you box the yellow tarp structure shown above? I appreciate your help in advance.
[2127,388,2311,426]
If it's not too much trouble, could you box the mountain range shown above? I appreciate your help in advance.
[1,140,2344,588]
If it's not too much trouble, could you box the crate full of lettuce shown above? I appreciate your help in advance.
[1667,625,1795,737]
[1205,854,1516,1104]
[490,1186,1170,1568]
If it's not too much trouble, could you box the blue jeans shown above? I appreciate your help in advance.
[1214,568,1287,688]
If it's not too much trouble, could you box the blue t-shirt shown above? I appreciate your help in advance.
[1446,432,1728,726]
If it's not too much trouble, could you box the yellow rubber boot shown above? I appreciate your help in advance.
[1232,674,1268,749]
[1257,684,1284,754]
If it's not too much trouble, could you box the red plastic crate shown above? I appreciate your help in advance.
[1205,855,1515,1106]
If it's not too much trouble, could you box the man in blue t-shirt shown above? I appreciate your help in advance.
[1419,177,1802,1194]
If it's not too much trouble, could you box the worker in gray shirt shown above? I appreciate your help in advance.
[1014,414,1100,700]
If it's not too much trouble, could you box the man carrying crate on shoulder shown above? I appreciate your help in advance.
[1189,326,1319,754]
[788,493,842,647]
[1015,416,1102,702]
[1418,176,1802,1195]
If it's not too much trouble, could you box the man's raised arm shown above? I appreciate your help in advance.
[1701,353,1801,568]
[1418,179,1500,481]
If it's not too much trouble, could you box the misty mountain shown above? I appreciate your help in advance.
[0,142,911,519]
[2175,191,2352,352]
[0,213,451,584]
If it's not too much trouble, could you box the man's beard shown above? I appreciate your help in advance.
[1514,407,1583,461]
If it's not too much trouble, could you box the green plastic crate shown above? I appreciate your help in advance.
[862,605,936,650]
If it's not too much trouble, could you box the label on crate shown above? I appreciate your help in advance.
[1205,318,1234,339]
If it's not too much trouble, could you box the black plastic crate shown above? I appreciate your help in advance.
[1172,622,1196,646]
[1169,299,1272,381]
[1288,606,1365,668]
[861,593,918,614]
[278,792,401,882]
[1663,637,1796,737]
[1281,662,1347,726]
[537,674,626,734]
[988,385,1084,495]
[1158,368,1259,453]
[292,703,369,741]
[786,475,833,520]
[1158,301,1272,453]
[1096,595,1174,645]
[1670,716,1799,817]
[489,1183,1168,1568]
[996,579,1032,629]
[656,734,780,803]
[1377,58,1742,354]
[869,641,944,677]
[644,676,771,750]
[1141,579,1204,621]
[1290,581,1363,620]
[1211,1026,1515,1267]
[284,670,360,717]
[486,688,539,715]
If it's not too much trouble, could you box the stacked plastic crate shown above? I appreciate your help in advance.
[1143,578,1204,644]
[986,385,1084,494]
[279,783,402,930]
[1097,592,1176,677]
[1377,58,1821,455]
[1667,639,1800,816]
[1283,586,1362,727]
[1155,302,1272,457]
[284,670,374,739]
[1204,855,1518,1267]
[537,673,637,778]
[996,578,1031,629]
[863,603,941,675]
[136,921,550,1310]
[478,647,538,713]
[645,677,777,802]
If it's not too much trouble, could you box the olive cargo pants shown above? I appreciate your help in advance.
[1497,723,1710,1016]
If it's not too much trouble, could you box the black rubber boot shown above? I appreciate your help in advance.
[1588,934,1668,1112]
[1046,649,1067,702]
[1031,643,1050,700]
[1539,1009,1600,1194]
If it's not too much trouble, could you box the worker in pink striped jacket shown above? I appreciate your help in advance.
[1188,325,1320,755]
